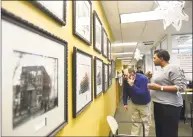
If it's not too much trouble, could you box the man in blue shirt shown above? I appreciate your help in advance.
[123,68,151,136]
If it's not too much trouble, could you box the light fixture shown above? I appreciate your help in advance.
[112,42,138,46]
[112,52,133,55]
[120,10,163,23]
[117,57,132,59]
[122,59,131,61]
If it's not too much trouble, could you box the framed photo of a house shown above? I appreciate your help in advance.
[1,9,68,136]
[107,39,111,61]
[93,11,102,53]
[31,1,66,26]
[108,64,112,86]
[102,28,108,58]
[103,63,108,92]
[73,0,92,45]
[72,47,93,118]
[94,57,103,98]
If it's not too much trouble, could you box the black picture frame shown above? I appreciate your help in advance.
[107,39,111,61]
[108,64,112,86]
[1,8,68,136]
[103,63,109,92]
[111,60,116,78]
[73,0,92,45]
[102,28,108,58]
[93,10,102,53]
[72,47,93,118]
[94,57,103,98]
[30,1,66,26]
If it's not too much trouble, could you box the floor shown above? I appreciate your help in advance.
[114,100,192,137]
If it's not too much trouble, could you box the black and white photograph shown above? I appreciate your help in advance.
[103,63,108,92]
[108,39,111,61]
[94,57,103,98]
[73,47,93,118]
[2,9,67,136]
[108,64,112,86]
[12,51,58,129]
[73,1,92,45]
[31,1,66,25]
[93,11,102,53]
[102,28,108,58]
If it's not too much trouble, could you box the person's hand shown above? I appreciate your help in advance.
[146,71,152,79]
[124,105,128,111]
[147,83,161,90]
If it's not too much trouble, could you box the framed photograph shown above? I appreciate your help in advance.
[73,1,92,45]
[111,60,116,78]
[72,47,93,118]
[107,39,111,61]
[31,1,66,26]
[108,64,112,86]
[94,57,103,98]
[93,11,102,53]
[103,63,109,92]
[102,28,108,58]
[2,9,68,136]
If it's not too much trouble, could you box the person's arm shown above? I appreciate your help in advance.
[130,77,148,94]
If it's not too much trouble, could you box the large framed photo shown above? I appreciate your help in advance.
[94,57,103,98]
[2,9,68,136]
[31,1,66,26]
[73,1,92,45]
[111,60,116,78]
[108,64,112,86]
[103,63,109,92]
[72,47,93,118]
[107,39,111,61]
[93,11,102,53]
[102,28,108,58]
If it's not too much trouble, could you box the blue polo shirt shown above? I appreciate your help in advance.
[123,73,151,105]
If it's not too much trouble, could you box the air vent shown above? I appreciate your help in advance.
[143,41,154,45]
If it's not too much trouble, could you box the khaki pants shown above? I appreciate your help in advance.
[131,102,151,136]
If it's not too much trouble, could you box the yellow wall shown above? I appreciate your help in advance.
[2,1,117,136]
[115,59,122,73]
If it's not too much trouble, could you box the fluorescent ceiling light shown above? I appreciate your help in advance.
[112,42,137,46]
[120,10,163,23]
[112,52,133,55]
[178,44,192,47]
[122,59,131,61]
[117,57,132,59]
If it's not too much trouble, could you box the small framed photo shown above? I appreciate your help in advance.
[93,11,102,53]
[103,63,108,92]
[94,57,103,98]
[31,1,66,26]
[107,39,111,61]
[108,64,112,86]
[111,60,116,78]
[102,28,108,58]
[73,1,92,45]
[2,9,68,136]
[72,47,93,118]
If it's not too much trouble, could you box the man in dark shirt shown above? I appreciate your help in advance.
[123,68,151,136]
[136,67,144,74]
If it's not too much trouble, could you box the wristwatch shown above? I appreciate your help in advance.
[161,86,164,91]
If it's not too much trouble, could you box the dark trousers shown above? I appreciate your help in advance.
[153,102,182,137]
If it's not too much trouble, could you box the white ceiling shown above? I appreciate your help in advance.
[101,1,192,65]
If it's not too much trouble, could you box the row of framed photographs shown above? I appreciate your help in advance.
[30,1,112,61]
[73,47,114,118]
[1,8,115,136]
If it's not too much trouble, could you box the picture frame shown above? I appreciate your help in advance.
[93,10,102,53]
[94,57,103,98]
[102,28,108,58]
[108,64,112,86]
[72,47,93,118]
[73,0,92,45]
[103,63,109,92]
[2,9,68,136]
[111,60,116,78]
[107,39,111,61]
[30,1,66,26]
